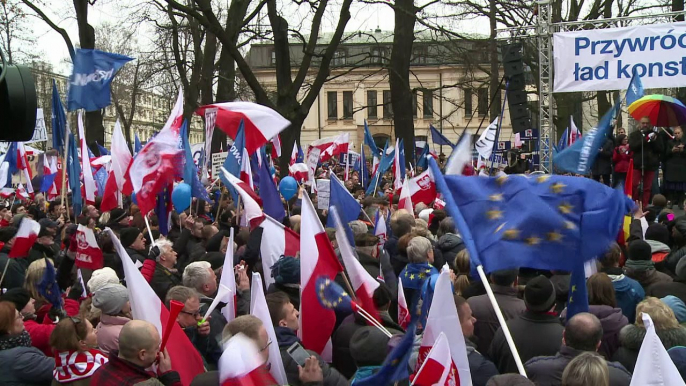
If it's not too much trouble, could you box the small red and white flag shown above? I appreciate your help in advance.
[413,332,452,386]
[308,133,349,163]
[397,169,437,206]
[393,138,403,191]
[397,279,410,329]
[219,333,278,386]
[289,142,299,166]
[239,147,254,190]
[257,215,300,289]
[0,187,14,199]
[289,163,309,182]
[221,167,264,225]
[196,102,291,156]
[107,228,204,385]
[445,131,473,176]
[15,183,30,201]
[331,208,380,323]
[417,269,471,385]
[270,134,282,159]
[397,177,413,212]
[44,154,59,200]
[219,228,238,323]
[9,218,40,258]
[101,120,132,212]
[434,197,446,210]
[16,142,34,195]
[75,225,104,270]
[299,192,344,360]
[250,272,289,385]
[78,111,97,204]
[372,155,380,176]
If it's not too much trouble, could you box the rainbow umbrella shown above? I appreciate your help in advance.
[628,94,686,127]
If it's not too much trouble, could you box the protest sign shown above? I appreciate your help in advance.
[306,147,321,186]
[211,152,227,178]
[316,179,330,210]
[25,109,48,144]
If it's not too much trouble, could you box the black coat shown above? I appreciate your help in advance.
[150,263,183,301]
[102,251,124,279]
[489,310,564,374]
[526,345,631,386]
[629,129,665,171]
[384,236,408,277]
[433,233,465,271]
[467,285,525,355]
[466,339,499,386]
[612,323,686,373]
[665,138,686,182]
[591,138,614,175]
[0,247,28,290]
[124,247,146,265]
[647,280,686,306]
[27,242,59,265]
[561,305,628,359]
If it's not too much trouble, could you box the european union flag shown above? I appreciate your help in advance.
[51,80,67,154]
[38,258,63,310]
[67,49,133,111]
[567,262,589,320]
[429,158,633,273]
[67,133,83,215]
[257,156,285,222]
[626,67,644,107]
[354,321,417,386]
[315,276,355,313]
[557,128,569,151]
[430,124,454,148]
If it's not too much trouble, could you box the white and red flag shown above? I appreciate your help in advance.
[16,142,33,194]
[418,269,472,385]
[413,332,452,386]
[393,138,403,191]
[15,183,30,201]
[221,167,263,222]
[107,228,204,385]
[0,188,14,199]
[289,142,299,166]
[196,102,290,156]
[9,218,40,258]
[44,154,59,200]
[397,279,410,329]
[397,169,437,206]
[219,333,278,386]
[331,208,380,323]
[126,90,184,215]
[239,147,254,190]
[78,111,97,204]
[299,192,344,360]
[289,163,309,182]
[397,176,413,212]
[308,133,349,163]
[219,228,238,323]
[75,225,104,270]
[257,215,300,289]
[101,120,133,212]
[270,134,282,159]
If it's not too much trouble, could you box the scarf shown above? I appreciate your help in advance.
[0,330,32,351]
[400,263,439,290]
[54,349,108,382]
[625,259,655,271]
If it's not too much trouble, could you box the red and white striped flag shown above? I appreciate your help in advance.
[9,218,40,258]
[397,177,413,212]
[75,225,104,270]
[219,333,278,386]
[308,133,349,163]
[270,134,282,159]
[101,120,132,212]
[413,332,452,386]
[289,163,309,182]
[397,169,437,207]
[107,228,204,385]
[250,272,288,385]
[219,228,237,323]
[16,142,33,194]
[78,111,97,204]
[257,215,300,289]
[239,147,254,190]
[397,279,410,329]
[15,183,29,201]
[0,187,14,199]
[299,193,344,360]
[393,138,403,191]
[289,141,299,166]
[221,167,264,224]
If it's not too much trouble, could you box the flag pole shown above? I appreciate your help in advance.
[143,213,156,248]
[476,264,527,377]
[60,133,69,222]
[0,258,10,288]
[215,190,225,221]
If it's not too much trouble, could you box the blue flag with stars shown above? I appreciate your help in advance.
[354,321,417,386]
[429,158,634,273]
[567,262,589,320]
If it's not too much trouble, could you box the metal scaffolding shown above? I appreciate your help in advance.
[496,7,686,173]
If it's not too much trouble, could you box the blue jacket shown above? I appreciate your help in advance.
[604,268,645,323]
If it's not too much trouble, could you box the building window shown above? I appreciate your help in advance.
[411,46,427,65]
[327,91,338,119]
[412,91,417,118]
[464,89,473,117]
[423,90,434,118]
[478,88,488,116]
[333,50,347,66]
[343,91,353,119]
[373,133,389,151]
[367,90,377,119]
[383,90,392,119]
[271,50,276,65]
[370,47,386,64]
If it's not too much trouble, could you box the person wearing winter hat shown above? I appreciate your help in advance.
[662,295,686,326]
[266,256,301,310]
[490,275,564,374]
[0,225,29,290]
[644,223,672,268]
[93,284,132,356]
[349,327,395,384]
[668,346,686,382]
[599,243,645,323]
[1,288,56,356]
[119,227,147,265]
[623,240,672,293]
[106,208,129,231]
[87,267,121,294]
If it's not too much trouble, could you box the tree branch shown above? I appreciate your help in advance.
[21,0,75,59]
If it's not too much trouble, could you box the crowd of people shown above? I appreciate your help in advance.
[0,130,686,386]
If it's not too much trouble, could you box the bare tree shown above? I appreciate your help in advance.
[0,0,38,64]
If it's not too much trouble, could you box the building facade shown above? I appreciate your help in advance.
[246,30,524,157]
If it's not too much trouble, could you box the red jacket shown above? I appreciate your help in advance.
[613,145,633,173]
[88,352,182,386]
[24,319,56,356]
[36,298,81,324]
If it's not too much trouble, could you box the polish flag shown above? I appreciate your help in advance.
[219,333,278,386]
[16,142,34,194]
[250,272,289,385]
[196,102,290,156]
[239,147,254,190]
[299,193,344,360]
[257,215,300,289]
[445,131,472,176]
[397,177,413,212]
[331,208,380,323]
[393,138,403,191]
[15,183,30,201]
[371,155,380,176]
[374,209,387,246]
[397,279,410,329]
[9,218,40,258]
[289,163,309,182]
[219,228,237,323]
[397,169,437,206]
[630,313,686,386]
[270,134,282,159]
[434,197,446,210]
[413,332,452,386]
[78,111,97,204]
[221,167,264,217]
[107,228,204,385]
[308,133,349,163]
[75,225,104,270]
[418,269,472,385]
[127,90,184,215]
[101,120,132,212]
[45,154,59,200]
[0,188,14,198]
[289,142,299,166]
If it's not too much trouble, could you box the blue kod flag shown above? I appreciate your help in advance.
[430,124,454,148]
[68,49,133,112]
[554,100,619,175]
[626,67,644,107]
[363,119,380,156]
[67,133,82,215]
[429,157,633,274]
[51,80,67,154]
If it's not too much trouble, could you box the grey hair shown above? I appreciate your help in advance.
[407,236,432,264]
[155,239,173,262]
[182,261,213,291]
[165,286,199,307]
[414,202,428,215]
[437,217,456,239]
[349,220,368,236]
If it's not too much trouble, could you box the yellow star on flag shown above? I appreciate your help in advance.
[486,209,503,220]
[558,202,573,214]
[496,175,508,186]
[410,274,415,280]
[489,193,504,202]
[503,228,520,240]
[547,231,563,242]
[526,235,542,246]
[571,285,577,292]
[536,175,550,183]
[563,221,576,230]
[550,182,566,194]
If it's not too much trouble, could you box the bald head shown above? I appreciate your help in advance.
[564,312,603,352]
[118,320,161,366]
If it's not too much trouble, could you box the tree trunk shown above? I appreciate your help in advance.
[390,0,417,168]
[488,0,501,122]
[554,93,583,138]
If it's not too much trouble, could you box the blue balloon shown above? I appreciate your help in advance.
[279,176,298,200]
[131,192,137,205]
[172,183,192,212]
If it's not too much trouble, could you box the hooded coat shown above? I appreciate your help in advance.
[624,264,673,293]
[602,267,645,323]
[433,233,465,271]
[612,323,686,372]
